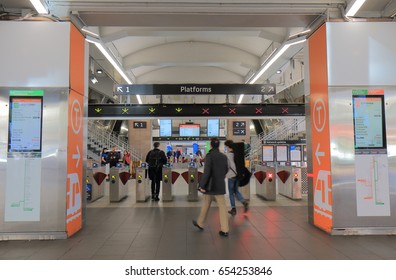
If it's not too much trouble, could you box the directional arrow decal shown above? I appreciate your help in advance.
[315,143,325,165]
[116,86,123,93]
[72,145,81,168]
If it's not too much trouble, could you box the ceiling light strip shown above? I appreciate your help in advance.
[86,37,142,104]
[248,38,306,85]
[346,0,366,17]
[30,0,49,14]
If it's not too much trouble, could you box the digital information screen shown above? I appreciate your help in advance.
[352,95,386,150]
[289,145,302,162]
[179,124,200,137]
[8,93,43,153]
[262,145,274,162]
[207,119,219,137]
[276,145,288,162]
[159,119,172,137]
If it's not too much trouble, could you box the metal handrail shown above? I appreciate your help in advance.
[87,121,142,162]
[247,118,305,162]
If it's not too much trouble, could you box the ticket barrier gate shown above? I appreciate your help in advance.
[181,166,203,201]
[162,167,180,202]
[255,165,276,201]
[135,165,150,202]
[109,167,130,202]
[86,166,106,202]
[276,166,302,200]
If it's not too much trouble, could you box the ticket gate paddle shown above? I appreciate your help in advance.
[255,165,276,201]
[135,166,150,202]
[109,167,130,202]
[276,166,302,200]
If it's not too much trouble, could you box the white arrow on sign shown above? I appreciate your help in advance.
[315,143,325,165]
[117,86,123,93]
[72,145,81,168]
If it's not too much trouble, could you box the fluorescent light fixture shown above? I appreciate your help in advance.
[248,38,306,84]
[90,77,98,84]
[276,70,282,74]
[136,94,142,104]
[86,38,142,104]
[237,94,244,104]
[289,29,311,38]
[82,27,99,37]
[346,0,366,17]
[30,0,49,14]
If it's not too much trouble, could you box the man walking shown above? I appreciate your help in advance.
[192,138,229,237]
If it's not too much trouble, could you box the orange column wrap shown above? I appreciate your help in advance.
[309,24,333,233]
[66,24,85,237]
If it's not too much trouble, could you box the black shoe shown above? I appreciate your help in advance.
[243,201,249,212]
[192,220,204,230]
[219,231,229,237]
[155,196,160,201]
[228,208,236,215]
[151,195,156,201]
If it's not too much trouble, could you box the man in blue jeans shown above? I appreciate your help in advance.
[224,139,249,215]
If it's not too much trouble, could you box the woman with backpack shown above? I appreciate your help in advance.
[224,139,249,215]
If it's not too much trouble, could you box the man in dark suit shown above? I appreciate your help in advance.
[192,138,229,237]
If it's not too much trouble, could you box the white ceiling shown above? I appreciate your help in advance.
[1,0,395,104]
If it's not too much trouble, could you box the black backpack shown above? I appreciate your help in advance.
[233,142,251,187]
[148,149,162,168]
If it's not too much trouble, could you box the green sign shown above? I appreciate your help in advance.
[10,90,44,96]
[352,89,368,95]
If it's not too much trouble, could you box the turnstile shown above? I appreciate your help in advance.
[135,166,150,202]
[109,167,130,202]
[161,167,180,202]
[187,166,199,201]
[162,167,173,201]
[86,166,106,202]
[255,165,276,201]
[276,166,302,200]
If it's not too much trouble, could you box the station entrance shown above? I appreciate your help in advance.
[86,83,307,211]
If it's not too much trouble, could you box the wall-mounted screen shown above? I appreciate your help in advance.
[8,96,43,153]
[352,95,386,149]
[179,124,200,137]
[276,145,288,162]
[262,145,274,162]
[159,119,172,137]
[289,145,302,161]
[207,119,219,137]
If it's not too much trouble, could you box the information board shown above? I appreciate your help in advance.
[207,119,219,137]
[276,145,288,162]
[8,94,43,153]
[289,145,302,162]
[352,95,386,149]
[160,119,172,137]
[262,145,274,162]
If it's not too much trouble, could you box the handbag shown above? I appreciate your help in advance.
[238,166,251,187]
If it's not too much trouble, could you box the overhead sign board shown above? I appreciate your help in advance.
[114,84,276,95]
[89,103,304,118]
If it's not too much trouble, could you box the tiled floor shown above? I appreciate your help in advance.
[1,178,396,260]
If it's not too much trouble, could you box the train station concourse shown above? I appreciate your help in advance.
[1,0,396,269]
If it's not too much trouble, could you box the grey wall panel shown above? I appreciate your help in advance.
[327,22,396,87]
[0,22,70,87]
[0,88,68,233]
[329,87,396,229]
